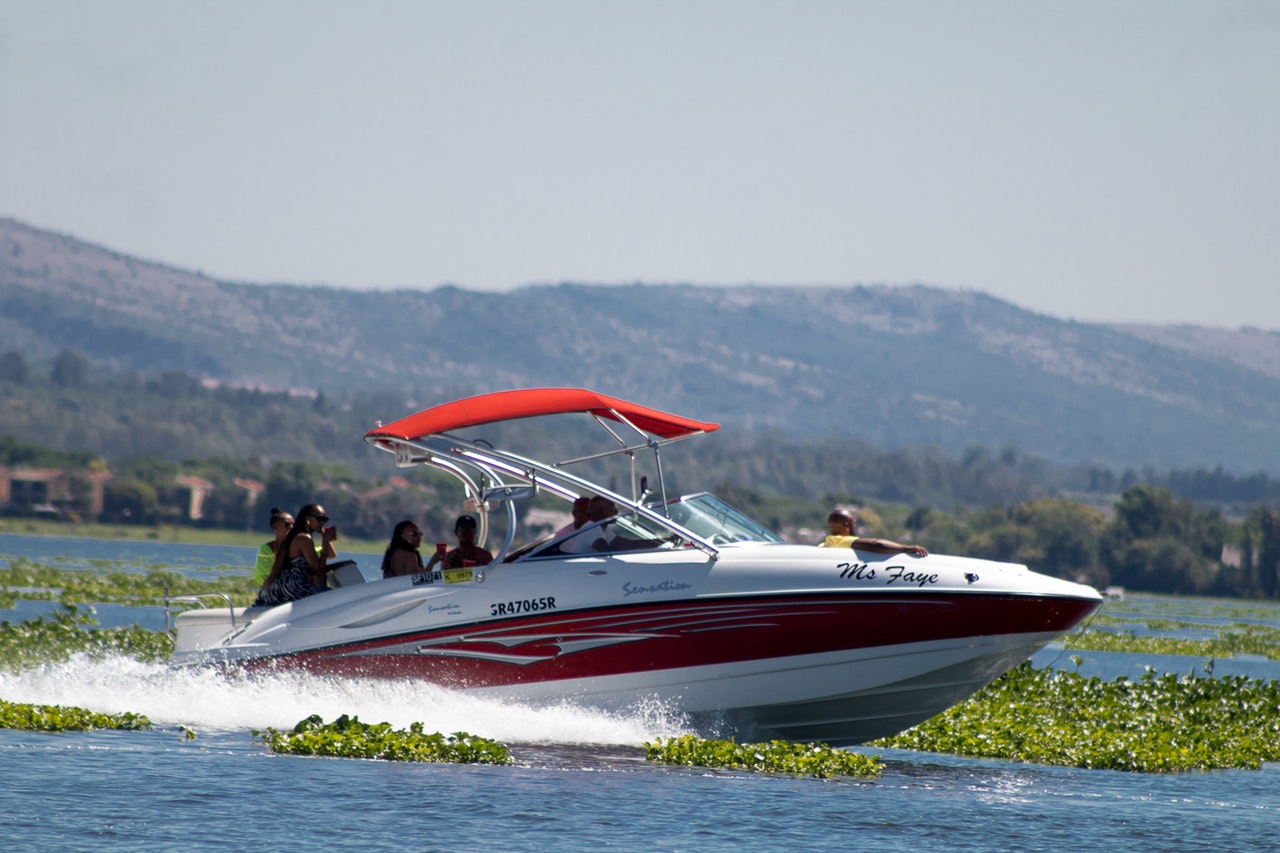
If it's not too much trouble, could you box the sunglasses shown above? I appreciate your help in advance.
[312,514,330,523]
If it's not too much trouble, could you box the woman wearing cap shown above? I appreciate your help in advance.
[442,514,493,569]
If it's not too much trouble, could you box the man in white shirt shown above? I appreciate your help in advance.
[559,496,618,554]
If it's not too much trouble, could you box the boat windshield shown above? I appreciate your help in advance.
[662,493,785,545]
[525,510,679,559]
[513,493,782,561]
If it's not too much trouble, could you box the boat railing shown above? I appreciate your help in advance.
[164,592,237,632]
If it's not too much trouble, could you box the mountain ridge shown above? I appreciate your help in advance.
[4,216,1280,474]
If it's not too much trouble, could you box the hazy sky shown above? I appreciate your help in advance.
[2,1,1278,328]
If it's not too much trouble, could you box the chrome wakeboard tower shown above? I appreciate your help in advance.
[364,388,724,570]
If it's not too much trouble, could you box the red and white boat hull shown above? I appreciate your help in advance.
[181,554,1100,744]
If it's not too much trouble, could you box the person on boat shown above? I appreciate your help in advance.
[559,496,618,553]
[441,514,493,568]
[820,508,928,557]
[559,496,665,553]
[381,520,425,578]
[251,507,294,587]
[254,503,335,606]
[552,496,592,539]
[252,506,340,590]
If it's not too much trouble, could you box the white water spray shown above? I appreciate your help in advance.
[0,654,690,746]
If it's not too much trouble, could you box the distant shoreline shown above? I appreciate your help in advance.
[0,519,382,553]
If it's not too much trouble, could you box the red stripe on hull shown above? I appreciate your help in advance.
[243,593,1098,686]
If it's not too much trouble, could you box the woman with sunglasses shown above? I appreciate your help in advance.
[254,503,335,607]
[381,520,425,578]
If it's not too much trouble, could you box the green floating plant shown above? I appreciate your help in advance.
[0,605,174,672]
[256,714,513,765]
[0,558,257,607]
[644,734,881,779]
[0,697,151,732]
[875,662,1280,773]
[1067,624,1280,661]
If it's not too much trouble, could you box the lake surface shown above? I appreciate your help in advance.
[2,534,1278,852]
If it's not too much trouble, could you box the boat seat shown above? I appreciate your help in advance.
[326,561,366,588]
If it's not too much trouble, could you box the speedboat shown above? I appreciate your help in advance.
[172,388,1102,745]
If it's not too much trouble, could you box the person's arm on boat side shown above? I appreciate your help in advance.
[822,507,927,557]
[850,537,928,557]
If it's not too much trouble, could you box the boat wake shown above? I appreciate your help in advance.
[0,653,691,747]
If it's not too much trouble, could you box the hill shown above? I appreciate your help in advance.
[4,217,1280,474]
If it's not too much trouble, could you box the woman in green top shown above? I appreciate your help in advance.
[252,508,294,586]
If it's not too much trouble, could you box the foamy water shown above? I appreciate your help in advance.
[0,653,687,745]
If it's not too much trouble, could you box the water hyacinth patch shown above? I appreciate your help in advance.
[1077,595,1280,660]
[0,604,173,671]
[0,558,258,608]
[0,697,151,732]
[256,714,513,765]
[645,735,881,779]
[1068,623,1280,660]
[874,662,1280,772]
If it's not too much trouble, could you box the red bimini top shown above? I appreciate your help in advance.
[364,388,720,443]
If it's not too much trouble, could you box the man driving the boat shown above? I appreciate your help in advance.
[558,496,670,554]
[820,508,928,557]
[559,496,618,553]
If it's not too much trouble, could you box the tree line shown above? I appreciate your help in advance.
[5,428,1280,599]
[4,349,1280,598]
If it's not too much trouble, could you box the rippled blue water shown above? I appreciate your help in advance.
[3,726,1276,853]
[2,535,1278,852]
[0,532,258,579]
